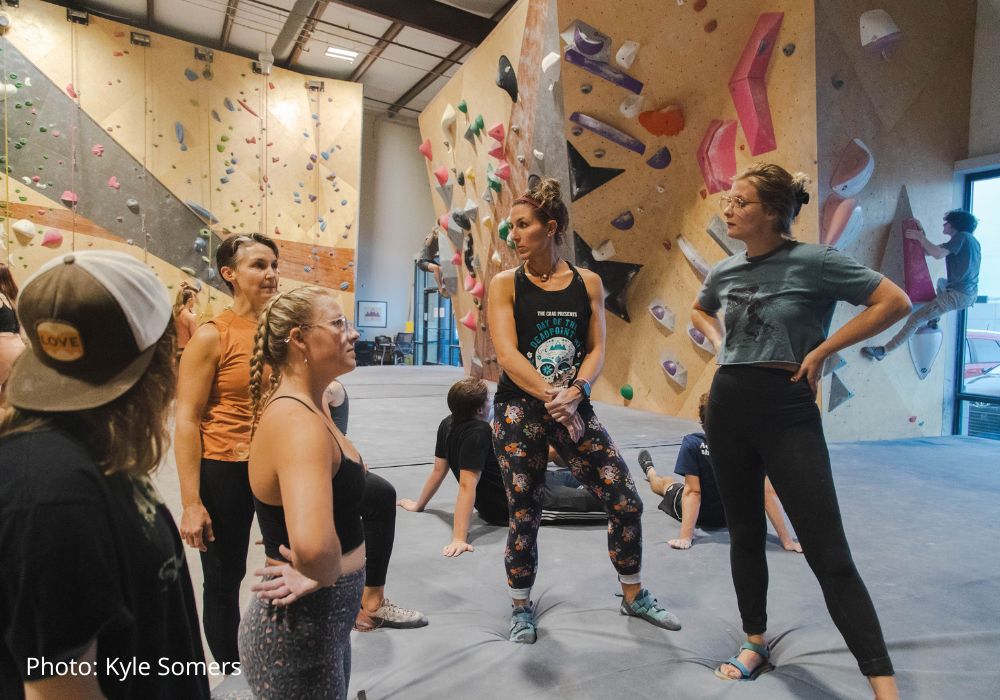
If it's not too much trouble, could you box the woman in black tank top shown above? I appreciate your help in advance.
[487,178,681,644]
[238,285,366,699]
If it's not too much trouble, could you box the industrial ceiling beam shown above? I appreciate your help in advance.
[385,0,516,116]
[287,0,330,68]
[348,21,402,82]
[220,0,239,49]
[270,0,318,62]
[332,0,495,47]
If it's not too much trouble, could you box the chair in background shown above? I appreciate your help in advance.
[354,340,375,366]
[393,332,414,365]
[374,335,395,365]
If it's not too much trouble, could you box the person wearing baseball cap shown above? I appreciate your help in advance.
[0,251,210,699]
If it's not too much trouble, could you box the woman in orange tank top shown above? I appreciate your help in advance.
[174,233,279,672]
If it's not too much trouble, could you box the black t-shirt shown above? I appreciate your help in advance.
[674,432,726,528]
[434,416,507,524]
[0,430,211,700]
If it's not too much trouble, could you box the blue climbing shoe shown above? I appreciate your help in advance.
[861,345,886,361]
[509,603,537,644]
[620,589,681,631]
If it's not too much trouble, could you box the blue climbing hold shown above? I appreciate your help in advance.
[646,146,672,169]
[611,211,635,230]
[184,68,199,81]
[224,98,235,111]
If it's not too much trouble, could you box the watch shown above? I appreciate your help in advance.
[572,378,591,399]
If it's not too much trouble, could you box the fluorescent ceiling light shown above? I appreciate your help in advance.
[325,46,358,62]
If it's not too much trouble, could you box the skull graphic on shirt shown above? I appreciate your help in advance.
[533,336,577,387]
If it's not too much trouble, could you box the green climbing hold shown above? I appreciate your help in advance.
[457,100,468,114]
[220,134,230,142]
[8,73,16,80]
[475,114,485,132]
[38,126,46,133]
[498,219,511,240]
[216,144,225,152]
[201,256,211,265]
[14,82,22,89]
[180,266,196,276]
[199,228,211,239]
[489,178,502,193]
[620,384,634,400]
[24,100,32,107]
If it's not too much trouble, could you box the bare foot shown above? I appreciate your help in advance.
[668,538,692,550]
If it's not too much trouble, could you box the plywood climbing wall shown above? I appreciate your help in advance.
[417,0,564,380]
[552,0,818,418]
[1,1,362,315]
[815,0,976,440]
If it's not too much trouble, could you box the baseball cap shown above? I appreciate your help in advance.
[7,251,172,412]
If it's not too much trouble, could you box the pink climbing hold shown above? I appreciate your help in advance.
[488,143,505,160]
[91,144,105,157]
[903,218,936,303]
[460,309,477,330]
[495,161,511,181]
[66,84,79,99]
[41,230,64,248]
[471,281,485,299]
[438,213,450,230]
[434,166,450,187]
[418,139,433,160]
[246,136,257,144]
[107,176,120,190]
[236,99,260,118]
[728,12,783,156]
[696,120,738,193]
[487,123,505,142]
[60,190,79,206]
[464,274,476,292]
[451,251,462,266]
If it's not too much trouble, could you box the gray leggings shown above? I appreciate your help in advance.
[238,568,364,699]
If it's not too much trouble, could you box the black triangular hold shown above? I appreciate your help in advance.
[573,231,641,322]
[496,55,518,102]
[567,141,624,201]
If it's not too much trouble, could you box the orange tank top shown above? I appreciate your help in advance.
[200,309,257,461]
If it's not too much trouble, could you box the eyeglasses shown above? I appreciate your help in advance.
[719,194,761,212]
[302,316,355,334]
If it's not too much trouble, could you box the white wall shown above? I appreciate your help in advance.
[357,115,435,340]
[969,0,1000,157]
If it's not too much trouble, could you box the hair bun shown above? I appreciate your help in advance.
[797,191,810,206]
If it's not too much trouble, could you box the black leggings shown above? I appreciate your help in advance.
[360,471,396,588]
[705,366,893,677]
[199,458,255,666]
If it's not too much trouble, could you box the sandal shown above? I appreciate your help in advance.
[714,640,774,681]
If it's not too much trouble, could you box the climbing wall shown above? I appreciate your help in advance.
[815,0,976,440]
[1,2,361,316]
[417,0,564,380]
[550,0,818,417]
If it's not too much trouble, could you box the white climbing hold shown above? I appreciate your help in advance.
[616,41,640,69]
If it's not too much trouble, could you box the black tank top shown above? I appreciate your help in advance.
[0,305,19,334]
[253,396,366,562]
[495,263,592,401]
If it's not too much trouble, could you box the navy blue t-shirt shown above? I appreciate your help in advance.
[674,433,726,528]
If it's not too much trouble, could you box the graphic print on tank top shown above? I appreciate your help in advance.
[527,312,583,387]
[725,284,776,344]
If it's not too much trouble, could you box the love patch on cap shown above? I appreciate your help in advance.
[36,320,86,362]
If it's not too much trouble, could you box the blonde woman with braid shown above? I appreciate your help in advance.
[238,286,365,699]
[489,178,681,644]
[174,233,279,671]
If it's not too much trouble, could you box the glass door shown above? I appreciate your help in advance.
[954,169,1000,439]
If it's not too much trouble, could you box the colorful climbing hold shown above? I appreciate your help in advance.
[418,139,432,160]
[184,68,199,81]
[41,230,64,248]
[457,100,468,114]
[619,384,634,400]
[646,146,672,169]
[66,84,78,99]
[107,176,120,190]
[91,144,105,157]
[60,190,78,206]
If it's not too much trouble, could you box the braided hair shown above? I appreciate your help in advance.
[249,285,330,435]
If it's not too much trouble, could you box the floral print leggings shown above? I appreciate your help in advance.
[493,397,643,592]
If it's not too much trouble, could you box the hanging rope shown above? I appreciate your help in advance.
[68,20,79,252]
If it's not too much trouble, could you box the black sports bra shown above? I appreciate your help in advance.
[252,395,366,561]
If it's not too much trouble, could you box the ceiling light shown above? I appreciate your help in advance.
[325,46,358,62]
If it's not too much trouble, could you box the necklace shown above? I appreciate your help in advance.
[526,257,560,282]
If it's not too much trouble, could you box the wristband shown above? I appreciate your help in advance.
[572,378,591,399]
